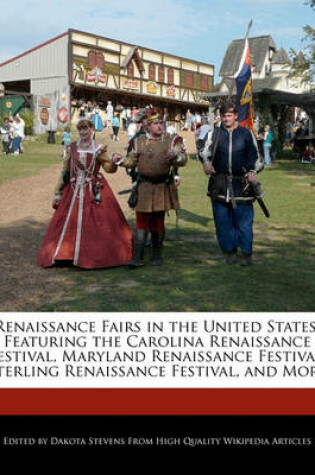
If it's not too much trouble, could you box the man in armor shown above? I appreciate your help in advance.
[112,108,187,267]
[199,102,264,265]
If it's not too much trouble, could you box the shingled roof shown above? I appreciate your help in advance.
[253,77,283,90]
[220,35,276,77]
[272,47,290,65]
[216,76,283,96]
[121,46,145,74]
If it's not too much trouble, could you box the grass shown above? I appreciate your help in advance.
[0,135,62,185]
[1,140,315,312]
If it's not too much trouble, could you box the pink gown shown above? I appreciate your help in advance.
[38,141,133,269]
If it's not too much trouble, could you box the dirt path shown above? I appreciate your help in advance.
[0,130,196,311]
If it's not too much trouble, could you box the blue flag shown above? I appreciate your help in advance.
[235,37,254,131]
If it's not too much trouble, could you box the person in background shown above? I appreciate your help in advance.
[87,103,93,120]
[112,113,120,141]
[163,107,169,131]
[106,101,114,129]
[61,126,72,159]
[126,106,132,129]
[285,120,294,147]
[196,116,212,161]
[194,111,201,128]
[1,118,12,155]
[12,114,25,156]
[254,115,260,135]
[79,103,86,118]
[127,119,138,141]
[121,107,127,131]
[190,111,197,131]
[166,123,176,136]
[194,120,202,143]
[294,120,303,138]
[183,109,192,131]
[301,145,312,164]
[262,125,273,166]
[92,104,103,132]
[174,112,182,132]
[125,109,150,200]
[132,106,138,121]
[213,108,221,128]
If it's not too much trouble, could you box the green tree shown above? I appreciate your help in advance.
[289,1,315,83]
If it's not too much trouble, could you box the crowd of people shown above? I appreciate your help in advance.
[285,115,310,145]
[285,114,315,163]
[77,101,145,142]
[0,113,25,156]
[193,109,314,168]
[75,100,212,142]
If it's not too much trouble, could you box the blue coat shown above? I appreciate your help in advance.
[203,125,263,203]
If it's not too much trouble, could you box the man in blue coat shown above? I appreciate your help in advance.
[200,103,263,265]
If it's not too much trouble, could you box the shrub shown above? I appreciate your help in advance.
[20,110,35,135]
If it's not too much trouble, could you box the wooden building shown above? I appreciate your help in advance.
[0,29,214,133]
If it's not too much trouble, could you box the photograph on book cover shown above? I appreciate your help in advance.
[0,0,315,451]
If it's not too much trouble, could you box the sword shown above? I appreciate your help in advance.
[243,169,270,218]
[251,182,270,218]
[256,196,270,218]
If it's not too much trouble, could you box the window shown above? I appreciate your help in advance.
[88,51,96,69]
[201,74,209,91]
[167,68,174,85]
[88,50,104,70]
[149,64,156,81]
[185,71,194,87]
[95,52,104,70]
[127,62,134,77]
[158,66,165,83]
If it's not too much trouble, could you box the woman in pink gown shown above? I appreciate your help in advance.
[38,119,133,269]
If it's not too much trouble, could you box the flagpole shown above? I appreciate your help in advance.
[234,20,254,78]
[234,19,255,132]
[245,19,253,40]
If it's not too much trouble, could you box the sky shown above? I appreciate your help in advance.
[0,0,313,82]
